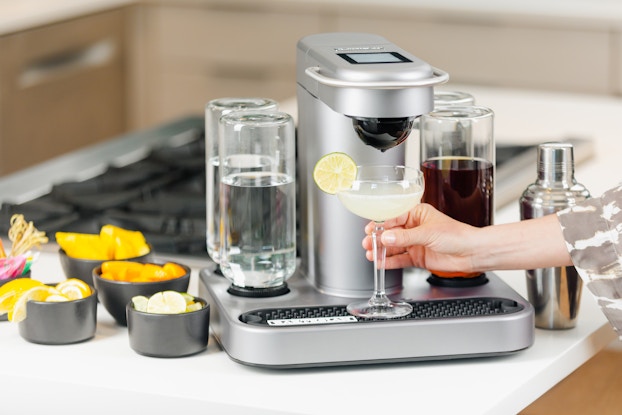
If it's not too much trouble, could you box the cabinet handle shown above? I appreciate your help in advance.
[18,39,116,88]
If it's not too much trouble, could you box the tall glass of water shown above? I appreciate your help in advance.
[205,98,278,266]
[218,111,297,293]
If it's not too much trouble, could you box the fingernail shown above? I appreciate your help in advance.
[383,232,396,244]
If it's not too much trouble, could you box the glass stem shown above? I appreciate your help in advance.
[370,221,390,308]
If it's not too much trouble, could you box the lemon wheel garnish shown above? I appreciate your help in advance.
[312,152,357,195]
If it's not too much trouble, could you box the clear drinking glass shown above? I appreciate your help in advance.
[433,90,475,107]
[205,98,278,265]
[337,165,424,319]
[218,111,297,289]
[406,91,475,169]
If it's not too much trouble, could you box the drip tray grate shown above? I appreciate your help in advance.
[239,297,524,327]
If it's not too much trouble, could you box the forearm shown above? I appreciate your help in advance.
[473,214,572,271]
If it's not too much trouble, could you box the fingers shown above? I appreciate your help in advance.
[381,228,423,248]
[364,247,419,269]
[385,253,419,269]
[362,237,406,257]
[364,210,410,234]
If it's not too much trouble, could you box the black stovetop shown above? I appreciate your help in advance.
[0,123,208,257]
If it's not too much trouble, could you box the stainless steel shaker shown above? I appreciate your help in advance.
[519,142,590,329]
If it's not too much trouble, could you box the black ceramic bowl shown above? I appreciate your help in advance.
[18,285,97,345]
[59,248,153,287]
[92,262,191,326]
[127,296,210,358]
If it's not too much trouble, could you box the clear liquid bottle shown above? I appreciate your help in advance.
[218,111,297,297]
[519,142,590,329]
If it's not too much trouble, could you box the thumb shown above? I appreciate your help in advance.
[381,228,425,248]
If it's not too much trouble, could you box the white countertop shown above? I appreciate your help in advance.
[0,85,621,414]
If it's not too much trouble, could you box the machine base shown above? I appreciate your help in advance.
[199,265,535,368]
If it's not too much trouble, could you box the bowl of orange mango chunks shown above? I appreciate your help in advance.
[57,224,153,287]
[93,260,190,326]
[0,278,97,344]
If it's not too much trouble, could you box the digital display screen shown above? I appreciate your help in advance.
[338,52,412,64]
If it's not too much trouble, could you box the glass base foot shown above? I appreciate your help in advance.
[347,300,413,319]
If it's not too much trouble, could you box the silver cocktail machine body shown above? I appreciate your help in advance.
[198,32,535,368]
[296,33,448,297]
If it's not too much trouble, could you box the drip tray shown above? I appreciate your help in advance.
[240,297,524,326]
[199,267,535,369]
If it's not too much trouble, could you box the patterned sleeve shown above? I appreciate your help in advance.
[557,184,622,337]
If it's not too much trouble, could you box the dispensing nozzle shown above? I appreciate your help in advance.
[351,116,416,152]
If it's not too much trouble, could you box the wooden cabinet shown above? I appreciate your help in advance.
[129,2,326,128]
[335,8,613,95]
[2,1,616,172]
[0,9,127,176]
[128,1,620,130]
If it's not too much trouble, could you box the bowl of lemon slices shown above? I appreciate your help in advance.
[126,291,210,358]
[0,278,97,344]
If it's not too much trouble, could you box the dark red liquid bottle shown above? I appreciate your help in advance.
[421,157,494,228]
[420,106,495,279]
[421,157,494,278]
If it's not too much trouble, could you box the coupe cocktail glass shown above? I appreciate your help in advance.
[337,165,424,319]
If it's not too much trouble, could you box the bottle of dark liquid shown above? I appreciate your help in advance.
[420,106,495,280]
[520,142,590,329]
[421,157,494,228]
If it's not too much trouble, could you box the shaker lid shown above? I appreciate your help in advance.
[537,142,574,182]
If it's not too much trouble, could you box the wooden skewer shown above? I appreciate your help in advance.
[7,214,48,257]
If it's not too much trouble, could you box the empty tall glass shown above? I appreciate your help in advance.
[218,111,297,291]
[205,98,278,265]
[433,90,475,107]
[406,91,475,168]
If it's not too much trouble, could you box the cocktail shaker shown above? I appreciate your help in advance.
[519,142,590,329]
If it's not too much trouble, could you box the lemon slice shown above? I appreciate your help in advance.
[180,292,194,304]
[146,291,187,314]
[0,279,44,315]
[185,302,204,313]
[56,278,92,300]
[131,295,149,312]
[10,285,61,322]
[45,294,70,302]
[312,152,357,195]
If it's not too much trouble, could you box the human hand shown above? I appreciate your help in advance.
[362,203,483,273]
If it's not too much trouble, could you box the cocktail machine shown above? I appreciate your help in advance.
[199,33,534,368]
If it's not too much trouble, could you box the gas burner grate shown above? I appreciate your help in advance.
[239,297,524,326]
